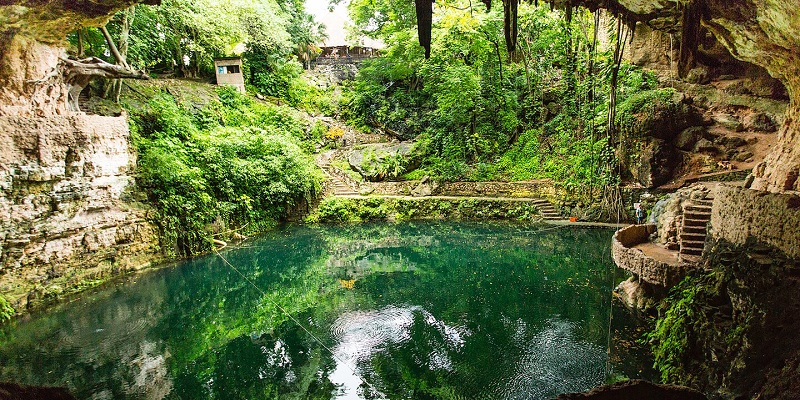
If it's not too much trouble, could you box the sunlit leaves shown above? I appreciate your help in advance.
[129,87,321,257]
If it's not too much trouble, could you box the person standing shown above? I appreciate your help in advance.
[635,203,645,225]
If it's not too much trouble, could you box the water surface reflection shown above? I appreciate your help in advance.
[0,222,654,399]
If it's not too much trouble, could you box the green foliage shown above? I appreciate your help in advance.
[646,276,702,383]
[128,85,321,257]
[0,295,14,323]
[340,2,663,188]
[616,88,677,137]
[69,0,322,107]
[306,197,545,224]
[306,197,388,223]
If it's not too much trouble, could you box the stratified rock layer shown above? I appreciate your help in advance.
[0,115,160,310]
[711,184,800,258]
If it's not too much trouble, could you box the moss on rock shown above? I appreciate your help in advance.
[647,238,800,398]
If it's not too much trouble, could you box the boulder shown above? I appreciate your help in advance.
[714,113,745,132]
[617,91,701,186]
[674,126,705,151]
[734,150,755,162]
[743,112,777,132]
[686,67,710,84]
[694,138,717,153]
[347,142,418,182]
[716,135,747,149]
[410,176,438,197]
[628,138,681,188]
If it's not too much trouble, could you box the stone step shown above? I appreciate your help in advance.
[682,225,707,234]
[680,247,704,256]
[680,254,702,264]
[681,239,706,249]
[683,218,710,227]
[680,232,706,241]
[685,204,712,212]
[684,210,711,217]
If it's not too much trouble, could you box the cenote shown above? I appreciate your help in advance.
[0,221,653,399]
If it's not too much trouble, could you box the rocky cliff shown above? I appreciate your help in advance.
[0,0,155,117]
[561,1,800,397]
[559,0,800,194]
[0,1,162,313]
[0,115,160,311]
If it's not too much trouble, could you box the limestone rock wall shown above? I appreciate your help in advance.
[0,115,160,310]
[563,0,800,194]
[0,37,70,117]
[710,184,800,258]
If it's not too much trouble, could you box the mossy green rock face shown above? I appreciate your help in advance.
[615,89,698,188]
[0,1,158,42]
[647,239,800,398]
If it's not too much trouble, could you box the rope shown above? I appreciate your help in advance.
[602,17,632,380]
[211,247,386,398]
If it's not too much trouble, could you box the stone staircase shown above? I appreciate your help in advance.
[679,198,713,263]
[532,199,561,220]
[321,165,359,195]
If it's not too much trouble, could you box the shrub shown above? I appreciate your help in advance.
[128,88,321,257]
[0,295,14,322]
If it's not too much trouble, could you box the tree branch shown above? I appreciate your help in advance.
[61,56,149,112]
[99,26,130,69]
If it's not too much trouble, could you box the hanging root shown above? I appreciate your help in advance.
[598,185,626,223]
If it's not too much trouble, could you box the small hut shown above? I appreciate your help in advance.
[214,57,245,93]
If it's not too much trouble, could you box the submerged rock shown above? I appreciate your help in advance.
[555,379,706,400]
[0,382,78,400]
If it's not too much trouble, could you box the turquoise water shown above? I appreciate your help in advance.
[0,222,653,399]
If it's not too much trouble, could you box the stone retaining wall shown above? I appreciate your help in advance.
[612,224,689,287]
[369,180,589,202]
[0,115,161,311]
[711,185,800,258]
[307,196,548,223]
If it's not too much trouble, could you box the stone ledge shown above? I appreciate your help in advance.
[612,224,691,287]
[368,179,589,203]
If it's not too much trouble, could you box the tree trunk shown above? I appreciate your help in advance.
[77,29,85,57]
[678,0,701,79]
[114,6,135,102]
[62,57,149,112]
[99,26,129,69]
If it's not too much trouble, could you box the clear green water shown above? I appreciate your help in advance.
[0,221,653,399]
